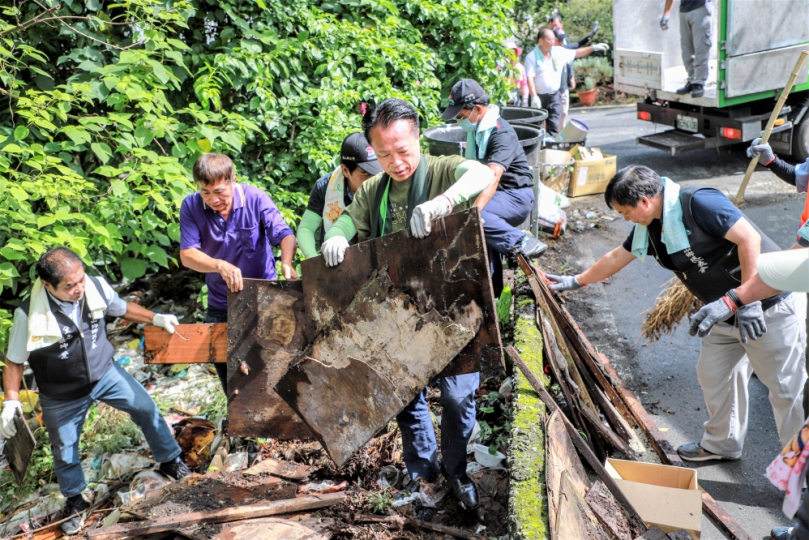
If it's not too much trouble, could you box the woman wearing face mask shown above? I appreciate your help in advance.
[441,79,547,296]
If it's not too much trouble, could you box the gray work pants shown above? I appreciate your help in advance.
[698,294,807,458]
[679,3,712,86]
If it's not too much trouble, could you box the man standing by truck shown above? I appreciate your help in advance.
[525,28,609,137]
[660,0,712,98]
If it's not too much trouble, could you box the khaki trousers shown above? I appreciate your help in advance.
[698,293,807,458]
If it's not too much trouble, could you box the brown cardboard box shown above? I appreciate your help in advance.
[566,147,617,197]
[605,458,702,539]
[537,149,574,195]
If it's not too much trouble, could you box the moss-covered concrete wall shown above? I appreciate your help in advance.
[508,315,550,540]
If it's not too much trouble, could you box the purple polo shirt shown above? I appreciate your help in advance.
[180,183,294,310]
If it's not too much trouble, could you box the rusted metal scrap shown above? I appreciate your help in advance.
[227,279,316,440]
[300,208,502,376]
[276,266,480,467]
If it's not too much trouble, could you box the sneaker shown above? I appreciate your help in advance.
[771,526,793,540]
[675,82,694,95]
[691,84,704,98]
[511,235,548,260]
[61,494,90,536]
[159,457,191,480]
[677,442,740,462]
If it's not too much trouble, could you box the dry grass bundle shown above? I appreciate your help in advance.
[641,278,703,342]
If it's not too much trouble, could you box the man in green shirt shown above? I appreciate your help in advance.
[321,98,494,510]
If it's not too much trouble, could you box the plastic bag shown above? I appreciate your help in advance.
[537,183,568,237]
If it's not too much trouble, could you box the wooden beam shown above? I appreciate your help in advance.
[85,493,346,540]
[144,324,227,364]
[505,345,648,535]
[700,489,755,540]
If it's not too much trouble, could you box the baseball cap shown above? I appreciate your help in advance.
[756,248,809,293]
[441,79,489,121]
[340,132,383,176]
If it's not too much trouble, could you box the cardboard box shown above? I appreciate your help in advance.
[567,146,617,197]
[605,459,702,539]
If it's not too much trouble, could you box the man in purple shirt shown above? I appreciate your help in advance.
[180,153,298,391]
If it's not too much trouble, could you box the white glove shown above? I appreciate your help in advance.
[591,43,610,53]
[152,313,179,334]
[410,196,453,238]
[322,236,350,267]
[0,400,21,439]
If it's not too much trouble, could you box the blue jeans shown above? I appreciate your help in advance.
[396,372,479,480]
[482,187,534,296]
[39,363,181,497]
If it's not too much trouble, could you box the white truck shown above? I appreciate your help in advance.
[612,0,809,159]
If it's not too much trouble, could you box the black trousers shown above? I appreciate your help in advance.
[206,307,229,393]
[539,91,563,137]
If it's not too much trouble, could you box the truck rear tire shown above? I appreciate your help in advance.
[793,113,809,162]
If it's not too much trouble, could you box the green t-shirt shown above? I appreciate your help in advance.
[345,154,475,242]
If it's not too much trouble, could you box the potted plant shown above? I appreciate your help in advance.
[577,76,597,106]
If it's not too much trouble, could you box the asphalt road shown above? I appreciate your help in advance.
[550,105,808,540]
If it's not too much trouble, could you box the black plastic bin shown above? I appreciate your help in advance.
[423,124,544,166]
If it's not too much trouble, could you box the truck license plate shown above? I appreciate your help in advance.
[676,115,698,133]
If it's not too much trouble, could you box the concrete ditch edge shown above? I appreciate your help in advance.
[507,315,550,540]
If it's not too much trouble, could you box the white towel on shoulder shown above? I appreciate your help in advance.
[26,276,108,352]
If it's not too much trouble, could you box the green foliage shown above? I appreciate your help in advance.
[80,403,143,456]
[199,389,227,420]
[0,426,54,504]
[366,488,395,514]
[513,0,613,54]
[573,56,613,88]
[497,284,512,328]
[0,0,517,348]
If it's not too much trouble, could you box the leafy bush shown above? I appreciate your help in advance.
[513,0,613,54]
[573,56,614,89]
[0,0,516,349]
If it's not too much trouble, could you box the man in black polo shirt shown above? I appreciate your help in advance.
[441,79,546,293]
[546,165,807,464]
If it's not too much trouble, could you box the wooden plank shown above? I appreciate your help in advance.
[586,480,647,540]
[227,279,315,439]
[353,515,486,540]
[546,410,589,534]
[518,257,752,540]
[242,458,312,481]
[300,209,502,377]
[276,266,477,466]
[554,471,610,540]
[5,408,36,486]
[210,517,332,540]
[634,526,668,540]
[86,493,346,540]
[700,489,755,540]
[144,324,227,364]
[517,254,638,428]
[505,346,648,535]
[597,353,684,468]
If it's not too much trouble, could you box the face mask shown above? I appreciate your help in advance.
[457,109,478,132]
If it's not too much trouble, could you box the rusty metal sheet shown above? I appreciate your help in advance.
[227,280,316,439]
[299,209,502,376]
[276,266,478,466]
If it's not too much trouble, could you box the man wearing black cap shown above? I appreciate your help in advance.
[296,132,383,258]
[442,79,547,292]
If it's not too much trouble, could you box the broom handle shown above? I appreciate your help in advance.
[734,51,809,207]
